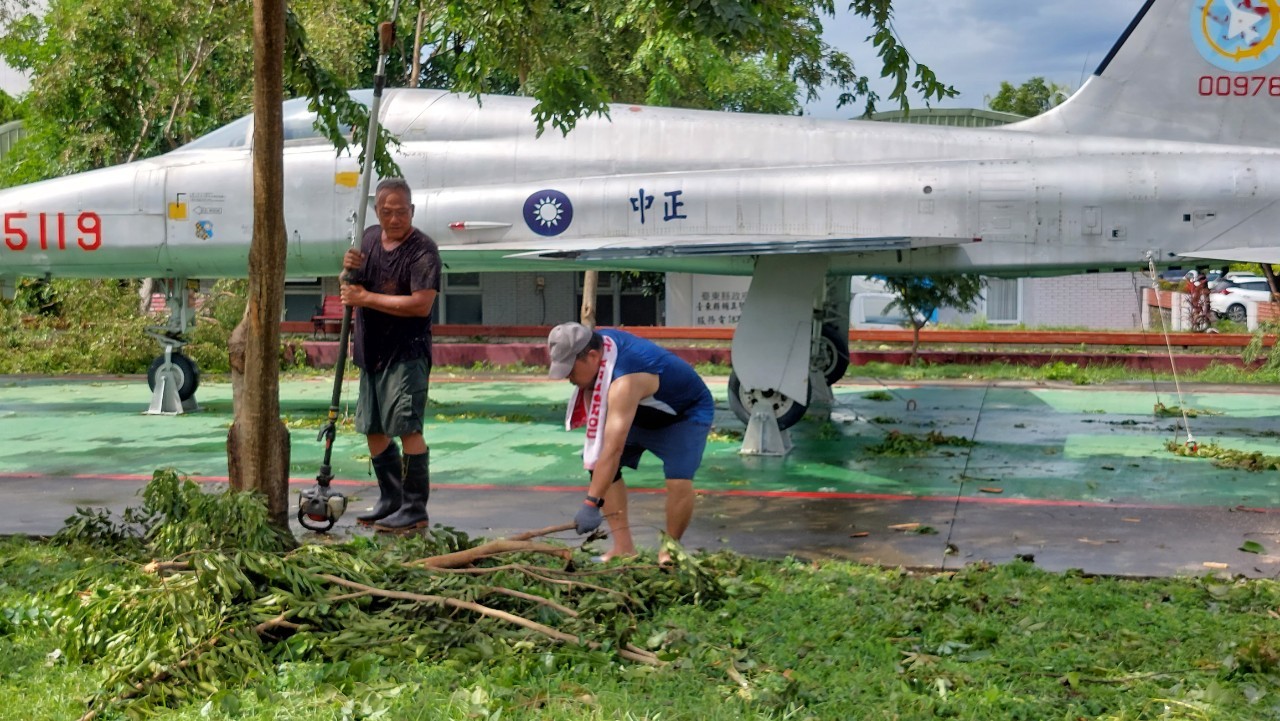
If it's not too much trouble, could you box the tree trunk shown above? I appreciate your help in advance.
[409,9,425,88]
[580,271,598,328]
[227,0,291,530]
[137,278,153,314]
[1263,264,1279,303]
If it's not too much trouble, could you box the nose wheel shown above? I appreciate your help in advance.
[147,352,200,401]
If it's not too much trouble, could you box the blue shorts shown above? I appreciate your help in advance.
[617,415,711,480]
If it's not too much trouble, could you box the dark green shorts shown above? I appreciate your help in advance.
[355,357,430,437]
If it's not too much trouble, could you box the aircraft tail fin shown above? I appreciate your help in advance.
[1011,0,1280,147]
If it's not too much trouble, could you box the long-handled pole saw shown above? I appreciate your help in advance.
[299,0,403,532]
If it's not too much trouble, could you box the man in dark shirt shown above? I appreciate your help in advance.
[340,177,442,531]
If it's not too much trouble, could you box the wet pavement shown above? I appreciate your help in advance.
[1,373,1278,578]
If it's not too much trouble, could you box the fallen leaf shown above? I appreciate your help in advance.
[1240,541,1266,555]
[850,531,869,538]
[978,487,1003,494]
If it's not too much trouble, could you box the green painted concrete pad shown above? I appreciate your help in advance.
[0,376,1276,511]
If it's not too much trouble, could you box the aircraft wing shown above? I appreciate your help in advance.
[499,234,974,262]
[1177,248,1280,265]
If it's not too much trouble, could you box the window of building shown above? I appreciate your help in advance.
[435,272,483,324]
[984,277,1021,324]
[283,278,323,322]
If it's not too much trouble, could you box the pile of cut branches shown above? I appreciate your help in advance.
[51,471,725,720]
[1165,440,1280,471]
[866,430,977,457]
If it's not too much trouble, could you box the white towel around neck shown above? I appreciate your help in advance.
[564,334,618,470]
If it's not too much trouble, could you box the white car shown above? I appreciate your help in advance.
[1210,280,1275,322]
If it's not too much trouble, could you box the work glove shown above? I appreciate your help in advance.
[574,497,604,534]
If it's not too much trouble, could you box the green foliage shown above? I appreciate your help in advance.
[1153,402,1221,418]
[882,273,986,361]
[6,539,1280,719]
[56,469,295,554]
[184,278,247,374]
[846,0,957,114]
[39,470,728,719]
[867,429,977,456]
[1,0,954,187]
[0,0,398,185]
[0,279,154,374]
[986,76,1071,117]
[0,88,18,123]
[883,274,985,330]
[0,0,255,183]
[0,278,309,375]
[1041,360,1090,384]
[283,5,402,179]
[422,0,952,135]
[1166,440,1280,471]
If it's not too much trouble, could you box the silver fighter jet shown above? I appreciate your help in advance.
[1,0,1277,431]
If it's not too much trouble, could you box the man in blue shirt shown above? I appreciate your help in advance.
[548,322,715,564]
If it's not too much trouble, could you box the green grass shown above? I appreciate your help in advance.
[3,535,1279,720]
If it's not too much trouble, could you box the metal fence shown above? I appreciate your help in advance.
[0,120,25,161]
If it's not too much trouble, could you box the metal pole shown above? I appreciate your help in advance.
[315,0,403,488]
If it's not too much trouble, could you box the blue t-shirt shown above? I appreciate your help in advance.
[599,329,714,427]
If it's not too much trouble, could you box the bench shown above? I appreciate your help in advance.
[311,295,346,338]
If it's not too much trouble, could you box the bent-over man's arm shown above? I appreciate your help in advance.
[584,372,659,501]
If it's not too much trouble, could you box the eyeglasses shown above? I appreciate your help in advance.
[377,207,413,218]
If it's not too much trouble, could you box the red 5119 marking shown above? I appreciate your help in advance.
[1198,75,1280,96]
[3,211,102,251]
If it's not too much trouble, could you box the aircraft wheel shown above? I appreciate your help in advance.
[727,371,810,430]
[1227,303,1248,323]
[147,353,201,401]
[812,323,850,386]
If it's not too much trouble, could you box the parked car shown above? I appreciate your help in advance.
[1210,279,1275,322]
[1209,272,1265,291]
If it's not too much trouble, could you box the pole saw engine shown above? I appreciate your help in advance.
[298,482,348,532]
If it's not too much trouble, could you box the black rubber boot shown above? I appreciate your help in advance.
[374,449,429,531]
[356,442,403,525]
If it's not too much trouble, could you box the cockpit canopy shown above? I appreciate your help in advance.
[177,90,372,151]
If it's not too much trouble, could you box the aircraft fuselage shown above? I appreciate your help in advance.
[3,89,1275,282]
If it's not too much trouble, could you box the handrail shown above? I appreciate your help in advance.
[431,324,1274,348]
[0,120,25,161]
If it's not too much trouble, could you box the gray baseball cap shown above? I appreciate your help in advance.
[547,322,593,379]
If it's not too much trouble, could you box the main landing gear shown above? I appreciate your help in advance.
[144,278,201,415]
[728,258,851,455]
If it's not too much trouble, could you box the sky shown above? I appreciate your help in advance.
[802,0,1146,118]
[0,0,1147,110]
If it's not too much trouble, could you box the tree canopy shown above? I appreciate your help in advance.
[0,88,17,123]
[986,76,1069,118]
[0,0,955,184]
[883,274,984,359]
